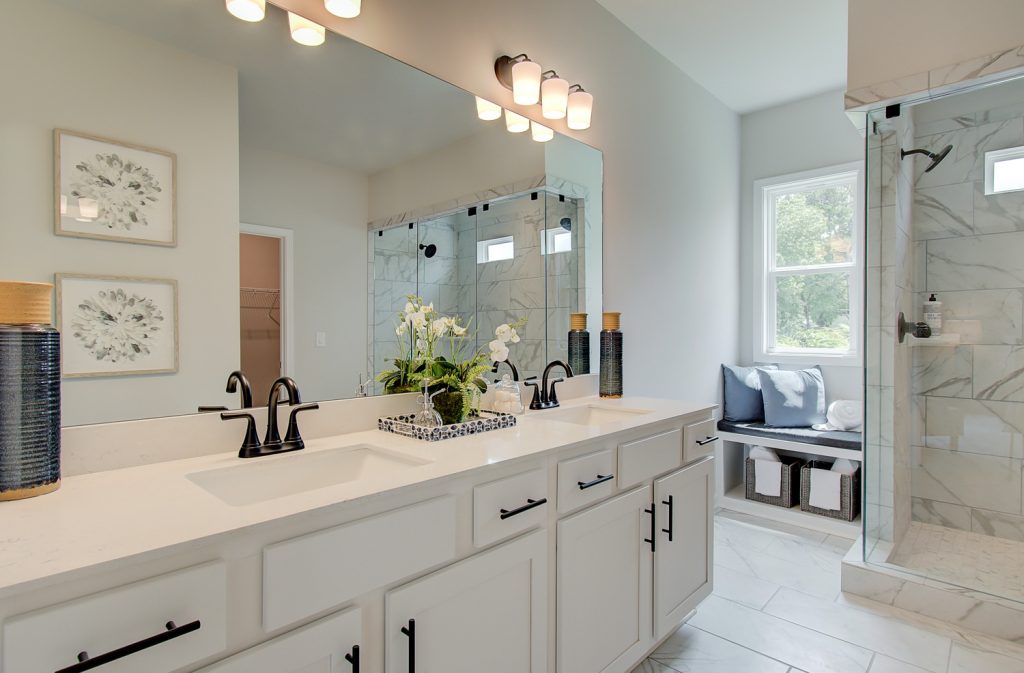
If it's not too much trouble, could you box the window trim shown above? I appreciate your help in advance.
[476,235,514,264]
[752,161,864,367]
[984,145,1024,195]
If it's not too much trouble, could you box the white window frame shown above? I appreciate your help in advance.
[476,235,514,264]
[753,161,864,367]
[984,145,1024,195]
[539,227,572,255]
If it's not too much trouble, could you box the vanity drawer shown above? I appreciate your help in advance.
[263,496,456,631]
[3,561,227,673]
[618,428,682,488]
[474,468,549,547]
[683,418,719,464]
[557,449,616,513]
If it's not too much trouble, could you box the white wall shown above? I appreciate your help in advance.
[0,2,239,426]
[848,0,1024,92]
[240,145,369,403]
[740,90,865,401]
[369,123,544,222]
[279,0,742,403]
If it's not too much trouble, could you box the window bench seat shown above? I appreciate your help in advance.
[716,419,862,461]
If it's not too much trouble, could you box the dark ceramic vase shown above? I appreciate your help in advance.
[599,312,622,398]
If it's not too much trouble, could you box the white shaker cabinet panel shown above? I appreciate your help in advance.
[385,530,548,673]
[197,607,361,673]
[653,457,714,639]
[556,486,653,673]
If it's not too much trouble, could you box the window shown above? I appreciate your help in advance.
[539,227,572,255]
[985,146,1024,195]
[753,163,863,365]
[477,235,514,264]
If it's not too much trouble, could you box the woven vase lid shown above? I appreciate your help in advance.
[570,313,588,330]
[602,312,621,331]
[0,281,53,325]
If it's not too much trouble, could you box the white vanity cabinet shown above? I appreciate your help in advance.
[385,530,548,673]
[197,607,361,673]
[653,457,714,639]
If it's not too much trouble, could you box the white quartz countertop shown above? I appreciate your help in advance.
[0,396,712,597]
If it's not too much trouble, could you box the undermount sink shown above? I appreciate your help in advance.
[187,445,432,506]
[533,404,652,427]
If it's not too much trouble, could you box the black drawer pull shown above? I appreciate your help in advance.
[499,497,547,520]
[644,503,656,553]
[577,474,613,490]
[695,436,719,446]
[55,620,201,673]
[345,644,360,672]
[662,495,675,541]
[401,618,416,673]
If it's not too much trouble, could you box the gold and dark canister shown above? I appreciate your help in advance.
[0,281,61,500]
[599,311,622,398]
[568,312,591,376]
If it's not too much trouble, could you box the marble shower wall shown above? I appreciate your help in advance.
[908,96,1024,543]
[866,112,916,551]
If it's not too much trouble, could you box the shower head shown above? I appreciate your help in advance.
[900,144,953,172]
[559,217,572,232]
[419,243,437,258]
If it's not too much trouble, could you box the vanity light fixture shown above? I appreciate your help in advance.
[225,0,266,22]
[566,85,593,130]
[475,96,502,121]
[505,109,530,133]
[495,54,542,106]
[325,0,361,19]
[288,12,326,46]
[531,121,554,143]
[541,72,569,120]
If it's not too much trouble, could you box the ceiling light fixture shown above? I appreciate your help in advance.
[566,85,593,130]
[475,96,502,121]
[225,0,266,22]
[288,12,326,46]
[504,109,529,133]
[541,71,569,120]
[531,121,554,143]
[325,0,361,19]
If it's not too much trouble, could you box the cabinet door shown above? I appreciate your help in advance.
[385,530,547,673]
[557,486,653,673]
[653,457,714,639]
[197,607,361,673]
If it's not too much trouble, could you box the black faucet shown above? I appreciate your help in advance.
[220,376,319,458]
[197,370,254,413]
[525,360,574,410]
[491,358,520,382]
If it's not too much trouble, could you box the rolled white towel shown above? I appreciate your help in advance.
[749,445,780,462]
[831,458,858,476]
[827,400,863,431]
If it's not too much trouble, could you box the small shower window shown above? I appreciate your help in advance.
[540,228,572,255]
[985,146,1024,195]
[477,235,514,264]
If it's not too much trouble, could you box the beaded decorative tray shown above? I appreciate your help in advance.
[378,410,517,442]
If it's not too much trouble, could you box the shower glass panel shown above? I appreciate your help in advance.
[543,192,582,367]
[862,75,1024,606]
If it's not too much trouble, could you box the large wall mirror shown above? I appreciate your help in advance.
[1,0,603,426]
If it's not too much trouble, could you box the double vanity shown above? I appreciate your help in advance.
[0,390,716,673]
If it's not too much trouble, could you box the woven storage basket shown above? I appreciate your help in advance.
[744,457,802,508]
[800,460,860,521]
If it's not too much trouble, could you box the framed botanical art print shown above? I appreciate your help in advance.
[54,129,177,246]
[56,274,179,378]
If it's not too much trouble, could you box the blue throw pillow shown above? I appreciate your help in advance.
[757,367,827,428]
[721,364,778,422]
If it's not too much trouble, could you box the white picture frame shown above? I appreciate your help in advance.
[56,274,179,378]
[55,129,177,246]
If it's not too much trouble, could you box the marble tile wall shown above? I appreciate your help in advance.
[907,99,1024,543]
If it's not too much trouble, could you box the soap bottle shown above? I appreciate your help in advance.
[923,294,942,336]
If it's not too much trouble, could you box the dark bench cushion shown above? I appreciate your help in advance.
[717,419,862,451]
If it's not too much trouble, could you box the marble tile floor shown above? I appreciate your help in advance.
[888,522,1024,603]
[633,511,1024,673]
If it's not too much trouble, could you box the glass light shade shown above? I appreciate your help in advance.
[325,0,361,18]
[531,121,554,143]
[504,109,529,133]
[475,96,502,121]
[225,0,265,22]
[288,12,326,46]
[541,76,569,119]
[511,60,542,106]
[567,90,593,130]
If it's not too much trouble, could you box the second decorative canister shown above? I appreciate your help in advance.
[567,312,590,375]
[599,311,623,398]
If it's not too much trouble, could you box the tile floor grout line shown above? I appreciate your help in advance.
[686,622,799,670]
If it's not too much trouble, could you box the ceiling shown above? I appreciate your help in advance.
[51,0,486,175]
[595,0,848,114]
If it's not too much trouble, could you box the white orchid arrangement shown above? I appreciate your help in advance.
[487,322,522,364]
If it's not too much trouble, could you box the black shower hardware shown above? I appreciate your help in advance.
[559,216,572,232]
[419,243,437,258]
[901,145,953,172]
